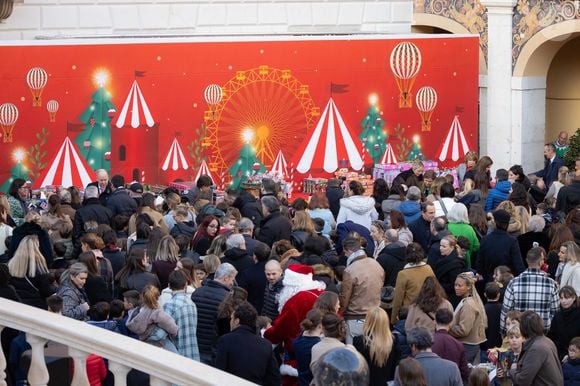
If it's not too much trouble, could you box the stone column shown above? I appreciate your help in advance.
[512,76,547,172]
[481,0,517,168]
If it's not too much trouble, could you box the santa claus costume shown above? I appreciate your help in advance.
[264,264,326,385]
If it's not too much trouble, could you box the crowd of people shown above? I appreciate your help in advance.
[1,140,580,385]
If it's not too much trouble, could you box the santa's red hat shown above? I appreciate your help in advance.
[283,264,314,287]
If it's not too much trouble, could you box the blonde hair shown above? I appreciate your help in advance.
[142,284,160,309]
[8,235,49,278]
[292,211,316,234]
[24,211,41,224]
[456,272,488,328]
[562,241,580,264]
[362,307,393,367]
[203,254,221,274]
[154,235,179,263]
[506,324,521,339]
[515,206,530,234]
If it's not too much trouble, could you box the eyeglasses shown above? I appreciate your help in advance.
[207,224,219,229]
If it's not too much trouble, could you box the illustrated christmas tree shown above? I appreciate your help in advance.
[0,152,29,193]
[74,80,116,172]
[359,95,387,164]
[407,135,425,161]
[228,143,266,189]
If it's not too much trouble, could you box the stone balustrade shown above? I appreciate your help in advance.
[0,297,254,386]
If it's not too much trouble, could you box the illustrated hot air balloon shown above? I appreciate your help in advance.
[416,86,438,132]
[203,83,223,121]
[389,42,422,109]
[26,67,48,107]
[46,99,59,122]
[0,103,19,143]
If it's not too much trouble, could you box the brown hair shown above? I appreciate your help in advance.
[142,284,160,309]
[301,308,323,331]
[398,358,427,386]
[308,192,330,210]
[81,233,105,250]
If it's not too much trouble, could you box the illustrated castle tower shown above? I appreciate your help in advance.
[111,79,159,184]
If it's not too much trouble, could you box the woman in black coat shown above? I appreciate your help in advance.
[78,252,112,305]
[7,212,54,266]
[7,235,55,309]
[433,235,466,307]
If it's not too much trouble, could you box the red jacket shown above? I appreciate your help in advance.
[264,289,323,356]
[86,354,107,386]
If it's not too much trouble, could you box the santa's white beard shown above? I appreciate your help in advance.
[277,280,326,312]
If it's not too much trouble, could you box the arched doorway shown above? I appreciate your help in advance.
[413,13,488,75]
[545,37,580,143]
[513,20,580,144]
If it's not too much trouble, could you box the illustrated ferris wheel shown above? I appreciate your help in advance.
[202,65,320,177]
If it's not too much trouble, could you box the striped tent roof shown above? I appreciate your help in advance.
[115,80,155,128]
[295,97,363,173]
[193,159,214,183]
[36,136,93,188]
[161,137,189,171]
[380,143,398,164]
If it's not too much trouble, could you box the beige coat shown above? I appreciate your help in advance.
[405,299,454,334]
[339,256,384,319]
[449,296,487,345]
[128,207,168,235]
[391,263,435,324]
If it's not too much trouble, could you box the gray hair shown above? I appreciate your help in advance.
[84,186,99,199]
[447,203,469,224]
[226,233,245,250]
[214,262,238,280]
[261,195,279,212]
[238,217,254,233]
[431,216,447,232]
[95,169,108,178]
[407,327,433,350]
[60,262,89,286]
[528,215,546,233]
[406,186,421,201]
[59,189,72,204]
[385,229,399,243]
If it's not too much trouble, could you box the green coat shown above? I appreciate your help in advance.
[448,222,480,268]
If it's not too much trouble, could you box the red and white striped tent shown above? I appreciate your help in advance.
[270,150,289,178]
[193,159,215,184]
[380,143,398,164]
[115,80,155,128]
[36,136,93,188]
[295,97,363,174]
[161,137,189,171]
[436,115,472,162]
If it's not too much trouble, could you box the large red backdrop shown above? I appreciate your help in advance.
[0,35,479,190]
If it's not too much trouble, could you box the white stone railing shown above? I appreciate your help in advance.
[0,297,255,386]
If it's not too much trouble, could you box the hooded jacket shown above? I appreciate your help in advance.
[485,180,512,212]
[396,201,421,225]
[336,195,378,231]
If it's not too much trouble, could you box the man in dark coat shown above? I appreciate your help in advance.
[477,209,525,282]
[72,186,113,257]
[191,263,236,365]
[233,186,263,230]
[106,175,137,217]
[431,309,470,382]
[408,202,436,253]
[377,229,407,287]
[236,241,270,314]
[261,260,284,322]
[222,234,254,275]
[325,178,344,219]
[86,169,113,206]
[239,217,257,257]
[215,302,281,385]
[535,143,566,190]
[256,196,291,247]
[426,217,451,267]
[556,172,580,215]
